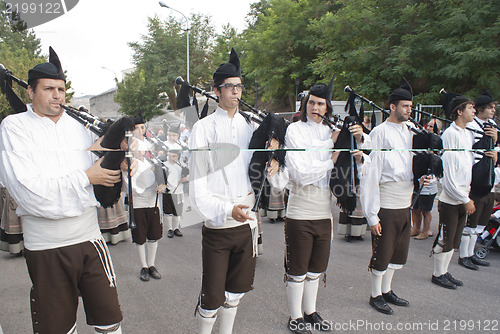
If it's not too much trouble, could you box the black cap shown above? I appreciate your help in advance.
[442,91,472,119]
[133,110,145,125]
[475,89,495,109]
[213,48,241,83]
[309,74,335,101]
[388,78,413,105]
[167,123,180,134]
[28,47,66,86]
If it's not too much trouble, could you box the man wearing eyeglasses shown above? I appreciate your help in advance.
[189,48,260,334]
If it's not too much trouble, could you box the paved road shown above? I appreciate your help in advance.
[1,204,499,333]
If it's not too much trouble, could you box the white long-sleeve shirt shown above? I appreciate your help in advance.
[281,120,334,219]
[438,122,474,205]
[165,160,183,194]
[360,121,414,226]
[128,158,158,208]
[189,107,257,228]
[0,105,101,250]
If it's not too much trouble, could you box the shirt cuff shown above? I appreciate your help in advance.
[367,214,380,226]
[225,202,234,219]
[77,170,91,188]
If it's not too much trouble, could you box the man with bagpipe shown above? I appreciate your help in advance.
[458,89,498,270]
[268,76,366,333]
[0,48,128,333]
[429,92,484,289]
[189,48,267,334]
[360,79,432,315]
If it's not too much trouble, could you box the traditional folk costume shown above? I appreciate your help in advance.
[97,195,130,245]
[189,48,258,334]
[163,154,186,238]
[431,94,475,289]
[360,79,414,315]
[129,115,163,282]
[0,48,122,334]
[0,186,24,254]
[162,125,186,238]
[270,77,353,333]
[459,89,498,269]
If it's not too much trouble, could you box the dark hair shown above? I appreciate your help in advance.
[450,101,473,121]
[299,93,333,125]
[475,103,494,115]
[29,79,40,92]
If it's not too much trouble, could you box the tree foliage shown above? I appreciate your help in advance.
[116,14,217,119]
[118,0,499,116]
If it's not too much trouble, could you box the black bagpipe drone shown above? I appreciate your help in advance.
[0,64,137,229]
[343,85,444,208]
[175,76,289,213]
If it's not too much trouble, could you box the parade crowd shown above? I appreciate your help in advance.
[0,47,498,334]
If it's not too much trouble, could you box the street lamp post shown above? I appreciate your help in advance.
[159,1,190,83]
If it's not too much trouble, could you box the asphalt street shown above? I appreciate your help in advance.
[1,203,499,334]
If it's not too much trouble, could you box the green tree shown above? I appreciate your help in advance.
[119,14,217,118]
[242,0,340,112]
[310,0,500,107]
[115,69,165,120]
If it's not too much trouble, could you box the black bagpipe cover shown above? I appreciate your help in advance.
[248,113,288,209]
[330,116,359,214]
[470,136,495,198]
[411,131,443,188]
[94,116,136,208]
[0,67,27,113]
[154,163,169,186]
[412,154,443,189]
[412,132,443,151]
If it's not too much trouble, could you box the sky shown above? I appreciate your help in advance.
[32,0,258,97]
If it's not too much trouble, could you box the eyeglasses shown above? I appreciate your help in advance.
[219,83,244,91]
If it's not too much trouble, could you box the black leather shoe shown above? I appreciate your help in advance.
[174,228,183,237]
[167,229,174,238]
[369,295,393,315]
[288,317,312,334]
[303,312,332,331]
[431,274,456,289]
[382,290,409,306]
[140,267,149,281]
[444,272,463,286]
[458,257,479,270]
[470,255,490,267]
[148,266,161,279]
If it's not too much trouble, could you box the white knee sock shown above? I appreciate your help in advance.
[303,273,321,315]
[370,270,384,297]
[173,215,181,230]
[433,251,447,276]
[381,268,395,294]
[136,243,147,268]
[459,235,470,258]
[164,214,173,230]
[146,240,158,267]
[197,308,217,334]
[444,250,454,273]
[218,306,238,334]
[468,235,478,257]
[286,276,305,320]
